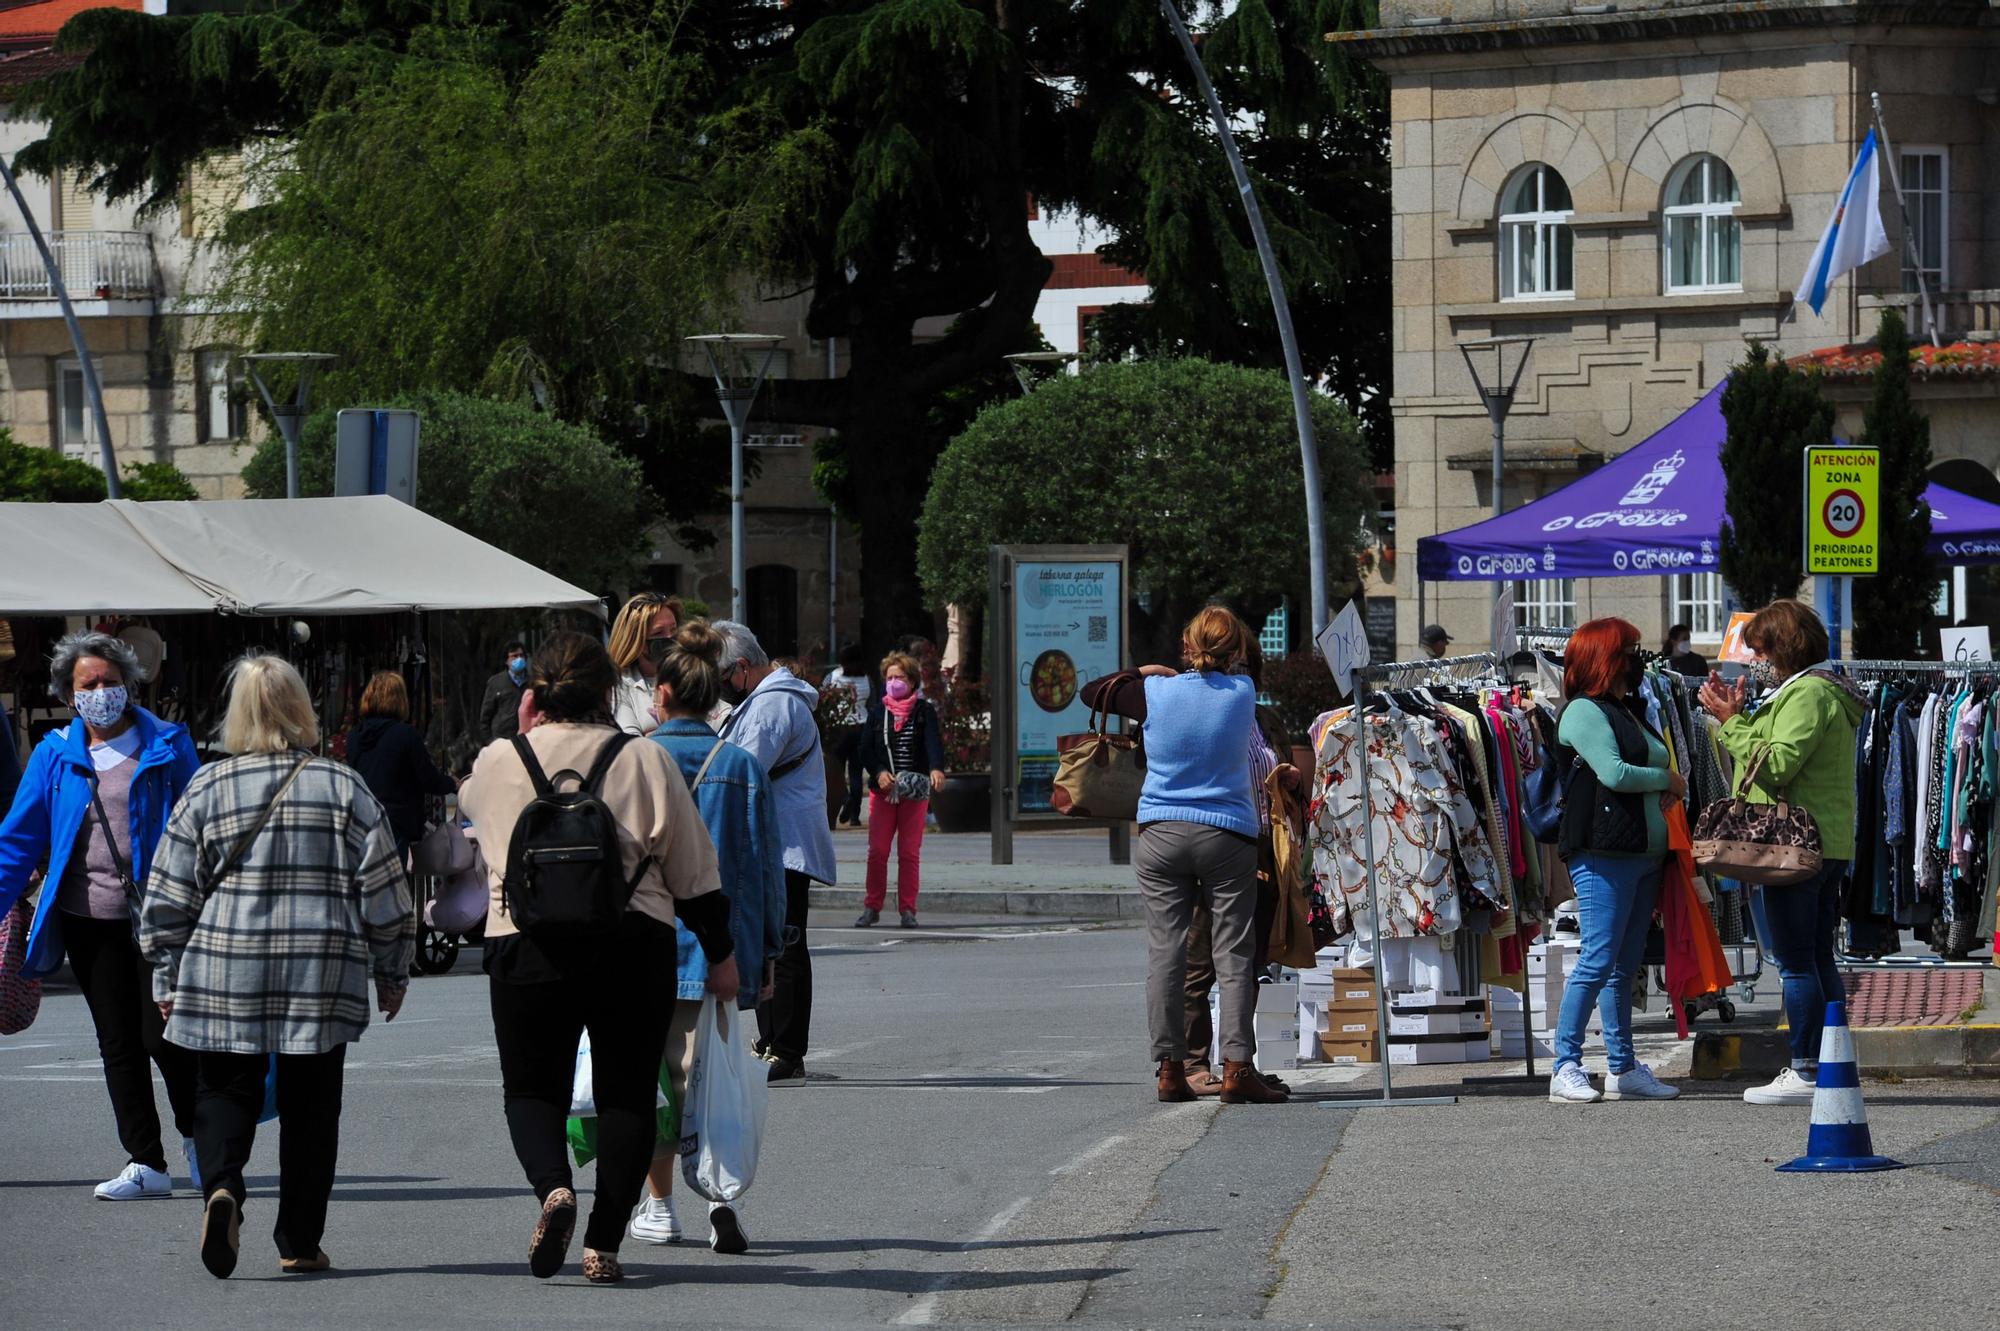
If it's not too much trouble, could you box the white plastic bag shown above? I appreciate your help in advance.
[679,996,768,1203]
[570,1032,669,1118]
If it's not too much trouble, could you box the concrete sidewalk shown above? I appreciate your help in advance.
[812,825,1142,920]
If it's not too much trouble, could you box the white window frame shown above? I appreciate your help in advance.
[1672,572,1727,643]
[197,347,246,442]
[1662,155,1743,295]
[1899,146,1948,295]
[55,358,95,462]
[1498,165,1575,301]
[1513,577,1577,631]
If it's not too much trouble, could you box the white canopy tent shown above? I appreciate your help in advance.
[0,496,604,617]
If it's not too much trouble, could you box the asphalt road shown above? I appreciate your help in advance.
[3,919,1998,1331]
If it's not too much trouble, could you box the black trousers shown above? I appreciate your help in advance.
[835,727,866,820]
[63,912,198,1172]
[757,870,814,1061]
[489,929,674,1252]
[194,1045,347,1261]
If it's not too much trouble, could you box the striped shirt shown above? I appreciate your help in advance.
[1248,725,1277,830]
[141,752,415,1056]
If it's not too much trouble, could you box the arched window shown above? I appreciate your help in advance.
[1499,165,1574,300]
[1664,155,1742,293]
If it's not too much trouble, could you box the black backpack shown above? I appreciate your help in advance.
[502,732,642,938]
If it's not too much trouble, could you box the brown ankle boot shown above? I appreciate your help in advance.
[1156,1057,1196,1102]
[1220,1059,1290,1104]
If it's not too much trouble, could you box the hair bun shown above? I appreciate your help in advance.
[673,622,723,667]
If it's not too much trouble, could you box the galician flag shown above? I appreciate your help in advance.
[1796,128,1891,315]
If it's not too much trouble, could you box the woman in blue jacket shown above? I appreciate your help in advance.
[0,630,202,1199]
[629,622,785,1256]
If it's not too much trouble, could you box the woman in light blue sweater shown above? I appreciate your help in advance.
[1081,607,1287,1107]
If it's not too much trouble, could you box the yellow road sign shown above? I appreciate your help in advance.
[1803,445,1880,575]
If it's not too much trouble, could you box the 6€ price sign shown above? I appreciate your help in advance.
[1803,445,1880,575]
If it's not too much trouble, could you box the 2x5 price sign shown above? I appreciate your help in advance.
[1802,445,1880,575]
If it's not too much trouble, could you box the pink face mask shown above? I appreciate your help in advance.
[885,678,914,701]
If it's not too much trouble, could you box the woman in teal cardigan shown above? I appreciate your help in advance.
[1700,599,1866,1107]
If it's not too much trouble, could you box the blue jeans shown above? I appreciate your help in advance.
[1554,855,1663,1076]
[1758,860,1849,1074]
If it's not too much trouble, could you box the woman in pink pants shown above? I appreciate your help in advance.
[854,652,946,929]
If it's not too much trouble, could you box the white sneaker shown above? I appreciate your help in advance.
[1744,1067,1817,1106]
[709,1199,749,1254]
[1548,1063,1601,1104]
[628,1194,682,1245]
[94,1162,171,1201]
[1603,1064,1680,1100]
[182,1138,202,1193]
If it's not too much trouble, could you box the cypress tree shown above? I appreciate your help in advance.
[1851,307,1938,658]
[1719,342,1835,609]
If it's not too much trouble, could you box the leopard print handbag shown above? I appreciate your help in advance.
[1691,744,1824,886]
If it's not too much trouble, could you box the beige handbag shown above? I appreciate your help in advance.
[1051,672,1145,820]
[1691,745,1823,886]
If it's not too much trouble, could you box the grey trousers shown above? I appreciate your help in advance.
[1136,821,1260,1063]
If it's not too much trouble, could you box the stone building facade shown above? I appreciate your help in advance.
[1343,0,2000,659]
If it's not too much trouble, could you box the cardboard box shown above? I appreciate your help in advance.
[1255,1048,1300,1073]
[1299,1000,1331,1033]
[1298,976,1335,1006]
[1387,1037,1492,1065]
[1319,1033,1380,1064]
[1328,968,1378,1010]
[1252,1013,1299,1043]
[1326,1010,1380,1038]
[1388,1009,1485,1037]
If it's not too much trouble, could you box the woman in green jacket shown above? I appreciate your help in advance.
[1700,599,1866,1107]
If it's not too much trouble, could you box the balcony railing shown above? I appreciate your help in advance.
[0,230,157,302]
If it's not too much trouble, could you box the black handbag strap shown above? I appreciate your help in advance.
[85,774,138,899]
[213,753,314,887]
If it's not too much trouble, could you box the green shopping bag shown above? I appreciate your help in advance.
[567,1052,679,1168]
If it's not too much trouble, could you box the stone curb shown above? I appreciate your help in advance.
[807,885,1146,922]
[1692,1024,2000,1080]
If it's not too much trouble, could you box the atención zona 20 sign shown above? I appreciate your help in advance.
[1803,445,1880,575]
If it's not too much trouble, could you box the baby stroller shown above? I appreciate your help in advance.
[410,795,486,976]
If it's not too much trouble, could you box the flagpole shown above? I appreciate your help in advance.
[1871,92,1942,349]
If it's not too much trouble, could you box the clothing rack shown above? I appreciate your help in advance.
[1842,659,2000,677]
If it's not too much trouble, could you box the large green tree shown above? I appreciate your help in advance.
[919,357,1368,659]
[1719,343,1833,610]
[1851,307,1938,658]
[26,0,1388,651]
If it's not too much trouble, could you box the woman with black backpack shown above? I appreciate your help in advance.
[459,632,738,1284]
[1548,618,1684,1107]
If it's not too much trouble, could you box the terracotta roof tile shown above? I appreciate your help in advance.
[1839,968,1985,1028]
[0,0,142,42]
[1790,339,2000,382]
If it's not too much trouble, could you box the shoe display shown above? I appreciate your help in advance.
[709,1201,749,1255]
[854,908,880,927]
[182,1137,202,1194]
[1743,1067,1817,1106]
[1548,1063,1601,1104]
[1603,1064,1679,1100]
[899,911,918,929]
[199,1191,240,1279]
[94,1162,171,1201]
[628,1193,682,1245]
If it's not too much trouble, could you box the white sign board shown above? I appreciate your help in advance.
[1943,626,1991,664]
[1316,599,1369,696]
[335,409,421,506]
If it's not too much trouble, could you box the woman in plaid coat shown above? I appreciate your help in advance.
[141,655,416,1280]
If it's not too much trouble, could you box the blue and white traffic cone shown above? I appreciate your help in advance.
[1776,1000,1904,1174]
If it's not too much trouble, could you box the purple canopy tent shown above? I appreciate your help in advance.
[1416,381,2000,581]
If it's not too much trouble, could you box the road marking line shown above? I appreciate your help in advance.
[894,1195,1034,1326]
[0,1042,63,1053]
[1055,981,1143,990]
[1050,1134,1127,1176]
[806,1037,897,1060]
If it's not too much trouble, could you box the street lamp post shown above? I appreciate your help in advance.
[687,333,782,623]
[243,353,336,499]
[1457,336,1536,607]
[1003,350,1079,395]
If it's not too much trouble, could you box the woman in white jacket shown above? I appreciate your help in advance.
[608,593,681,736]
